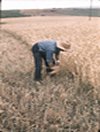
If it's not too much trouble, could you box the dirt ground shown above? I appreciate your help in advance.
[0,16,100,131]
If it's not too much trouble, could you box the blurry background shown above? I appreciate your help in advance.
[2,0,100,10]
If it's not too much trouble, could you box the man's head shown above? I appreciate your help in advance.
[57,40,71,52]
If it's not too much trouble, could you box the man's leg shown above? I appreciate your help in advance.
[34,53,42,81]
[32,44,42,81]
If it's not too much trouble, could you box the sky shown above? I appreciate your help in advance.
[1,0,100,10]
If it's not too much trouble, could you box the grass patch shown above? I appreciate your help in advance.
[0,68,99,131]
[1,10,30,18]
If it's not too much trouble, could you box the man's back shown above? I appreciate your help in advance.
[38,40,57,52]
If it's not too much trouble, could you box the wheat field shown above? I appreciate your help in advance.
[0,16,100,131]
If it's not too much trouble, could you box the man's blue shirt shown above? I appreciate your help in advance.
[38,40,57,64]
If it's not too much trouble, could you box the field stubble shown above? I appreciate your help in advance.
[0,16,100,131]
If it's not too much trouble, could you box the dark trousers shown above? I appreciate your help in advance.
[32,43,54,81]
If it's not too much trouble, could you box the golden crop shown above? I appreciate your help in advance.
[1,16,100,88]
[0,16,100,131]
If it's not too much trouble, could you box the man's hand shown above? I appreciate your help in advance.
[55,60,60,65]
[49,65,60,76]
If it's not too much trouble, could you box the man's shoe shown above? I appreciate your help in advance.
[35,80,43,85]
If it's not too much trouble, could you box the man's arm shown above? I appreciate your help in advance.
[46,50,54,67]
[55,47,61,65]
